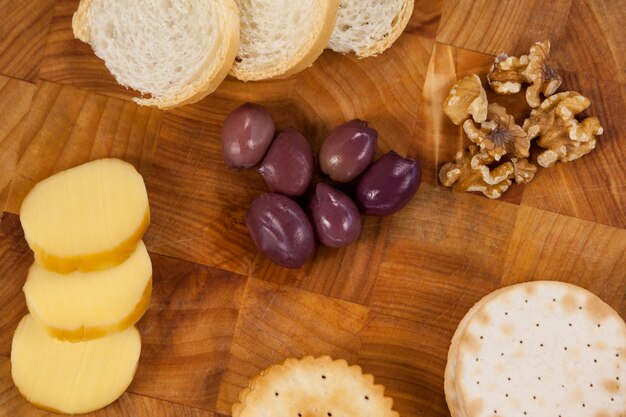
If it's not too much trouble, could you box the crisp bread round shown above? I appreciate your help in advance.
[232,356,399,417]
[445,286,513,417]
[451,281,626,417]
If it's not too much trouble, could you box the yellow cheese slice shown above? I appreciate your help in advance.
[11,315,141,414]
[19,158,150,274]
[24,240,152,341]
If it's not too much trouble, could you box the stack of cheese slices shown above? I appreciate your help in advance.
[72,0,415,109]
[445,281,626,417]
[11,158,152,414]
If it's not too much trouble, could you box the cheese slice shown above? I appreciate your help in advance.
[19,158,150,274]
[11,315,141,414]
[24,240,152,341]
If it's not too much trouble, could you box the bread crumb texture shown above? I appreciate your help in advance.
[329,0,413,57]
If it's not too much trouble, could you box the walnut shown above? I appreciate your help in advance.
[487,53,530,94]
[511,158,537,184]
[439,145,515,199]
[524,40,563,108]
[443,74,488,125]
[463,103,531,161]
[487,40,562,107]
[523,91,604,168]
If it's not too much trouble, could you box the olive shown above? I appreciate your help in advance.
[356,151,421,216]
[319,119,378,183]
[246,193,314,269]
[259,128,313,196]
[221,102,275,169]
[309,183,361,248]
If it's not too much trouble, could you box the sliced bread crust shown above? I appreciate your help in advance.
[230,0,339,81]
[72,0,240,109]
[328,0,414,58]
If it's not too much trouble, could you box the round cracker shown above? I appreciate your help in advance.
[445,287,512,417]
[454,281,626,417]
[232,356,399,417]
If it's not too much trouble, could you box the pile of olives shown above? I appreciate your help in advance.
[221,103,422,269]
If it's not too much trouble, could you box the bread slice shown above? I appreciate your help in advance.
[72,0,240,109]
[328,0,414,57]
[230,0,339,81]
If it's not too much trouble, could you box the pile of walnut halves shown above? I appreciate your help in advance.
[439,40,604,199]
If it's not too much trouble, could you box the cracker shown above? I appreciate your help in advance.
[452,281,626,417]
[232,356,399,417]
[445,287,511,417]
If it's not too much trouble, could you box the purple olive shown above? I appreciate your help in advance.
[246,193,314,268]
[221,102,275,169]
[356,151,421,216]
[259,128,313,196]
[309,183,361,248]
[320,119,378,182]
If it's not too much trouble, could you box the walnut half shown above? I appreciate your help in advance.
[439,145,515,199]
[523,91,604,168]
[443,74,488,125]
[487,53,530,95]
[487,40,562,108]
[524,40,563,108]
[463,103,531,161]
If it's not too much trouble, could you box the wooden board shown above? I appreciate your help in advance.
[0,0,625,416]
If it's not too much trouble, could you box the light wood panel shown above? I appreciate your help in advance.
[437,0,573,57]
[215,278,370,414]
[131,254,247,411]
[4,81,162,214]
[0,77,36,213]
[554,0,626,84]
[0,0,56,81]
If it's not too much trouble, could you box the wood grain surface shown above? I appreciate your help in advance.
[0,1,624,416]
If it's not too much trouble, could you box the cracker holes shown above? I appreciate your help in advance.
[532,395,536,400]
[327,413,332,416]
[537,376,541,381]
[275,392,279,397]
[364,396,369,400]
[321,375,326,379]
